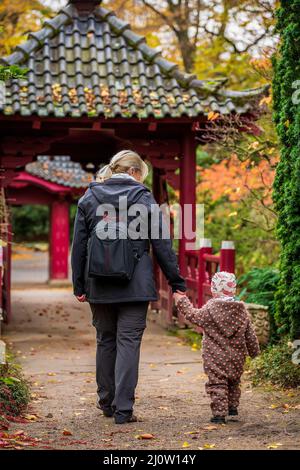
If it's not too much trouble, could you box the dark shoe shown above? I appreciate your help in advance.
[210,416,226,424]
[96,402,114,417]
[228,407,238,416]
[114,414,138,425]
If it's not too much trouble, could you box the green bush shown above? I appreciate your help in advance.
[237,267,280,341]
[0,361,30,416]
[250,339,300,389]
[11,205,49,242]
[272,0,300,339]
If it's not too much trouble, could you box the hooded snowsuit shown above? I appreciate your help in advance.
[177,296,260,417]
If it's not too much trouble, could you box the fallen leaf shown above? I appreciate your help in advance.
[207,111,220,121]
[62,429,73,436]
[203,443,216,449]
[182,441,191,448]
[24,414,38,422]
[267,442,283,449]
[47,372,56,376]
[202,425,218,431]
[136,433,154,440]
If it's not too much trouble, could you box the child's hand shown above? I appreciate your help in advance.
[173,291,187,305]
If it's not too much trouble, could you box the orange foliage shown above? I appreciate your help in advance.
[198,154,278,205]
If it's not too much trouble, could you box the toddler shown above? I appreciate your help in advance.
[175,271,260,424]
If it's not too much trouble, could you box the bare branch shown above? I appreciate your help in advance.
[141,0,179,35]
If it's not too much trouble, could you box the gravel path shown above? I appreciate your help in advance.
[3,287,300,450]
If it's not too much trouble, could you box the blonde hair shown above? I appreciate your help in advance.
[96,150,148,183]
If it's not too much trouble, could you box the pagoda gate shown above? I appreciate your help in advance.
[0,0,266,324]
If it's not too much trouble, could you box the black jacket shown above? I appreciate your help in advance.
[71,178,186,303]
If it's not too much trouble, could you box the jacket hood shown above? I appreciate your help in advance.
[88,178,150,208]
[207,299,248,338]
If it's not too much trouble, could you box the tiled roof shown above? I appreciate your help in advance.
[0,1,267,119]
[26,155,93,188]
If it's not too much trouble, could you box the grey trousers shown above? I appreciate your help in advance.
[90,301,148,420]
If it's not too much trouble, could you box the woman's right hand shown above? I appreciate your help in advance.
[76,294,86,302]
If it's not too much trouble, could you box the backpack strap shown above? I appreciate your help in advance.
[89,186,150,255]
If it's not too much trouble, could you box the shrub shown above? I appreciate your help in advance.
[250,339,300,389]
[272,0,300,339]
[0,361,30,416]
[237,267,280,341]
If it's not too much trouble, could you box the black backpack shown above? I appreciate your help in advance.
[87,187,148,282]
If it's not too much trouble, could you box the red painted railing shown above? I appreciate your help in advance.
[155,239,235,327]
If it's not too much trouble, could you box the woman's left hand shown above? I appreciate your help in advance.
[173,291,187,305]
[76,294,86,302]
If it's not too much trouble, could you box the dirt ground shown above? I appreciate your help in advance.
[2,287,300,450]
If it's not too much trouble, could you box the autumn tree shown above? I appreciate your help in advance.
[137,0,277,74]
[0,0,50,56]
[0,25,29,81]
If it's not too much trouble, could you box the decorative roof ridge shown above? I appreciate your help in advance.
[0,4,75,66]
[217,84,270,99]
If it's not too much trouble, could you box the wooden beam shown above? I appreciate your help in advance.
[150,157,179,170]
[32,120,41,130]
[0,156,34,168]
[92,122,102,131]
[148,122,157,132]
[0,135,65,155]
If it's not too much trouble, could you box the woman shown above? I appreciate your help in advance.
[71,150,186,424]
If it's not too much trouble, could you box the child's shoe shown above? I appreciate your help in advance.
[210,416,226,424]
[228,407,238,416]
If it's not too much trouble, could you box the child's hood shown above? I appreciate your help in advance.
[206,298,249,338]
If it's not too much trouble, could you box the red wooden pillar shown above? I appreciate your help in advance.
[198,239,212,307]
[179,133,196,276]
[49,198,70,281]
[220,240,235,273]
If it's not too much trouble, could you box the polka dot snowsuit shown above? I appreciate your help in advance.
[177,297,260,417]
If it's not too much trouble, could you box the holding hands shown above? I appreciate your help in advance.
[173,290,187,305]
